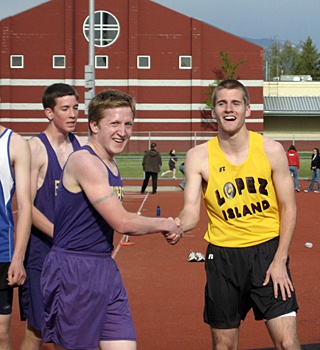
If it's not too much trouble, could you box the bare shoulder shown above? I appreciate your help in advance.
[67,148,101,172]
[186,142,208,161]
[10,132,30,159]
[27,135,47,167]
[262,135,285,155]
[28,135,45,154]
[262,135,287,168]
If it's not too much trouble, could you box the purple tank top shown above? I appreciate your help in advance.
[25,133,81,269]
[53,145,123,253]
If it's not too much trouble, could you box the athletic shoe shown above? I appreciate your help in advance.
[304,190,311,192]
[187,251,197,262]
[173,177,177,179]
[179,184,185,190]
[295,188,300,192]
[195,252,205,262]
[314,190,320,193]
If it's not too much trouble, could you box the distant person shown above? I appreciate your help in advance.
[175,79,300,349]
[178,162,186,190]
[141,143,162,194]
[40,89,181,350]
[286,145,300,192]
[161,149,178,179]
[19,83,87,349]
[304,147,320,193]
[0,125,32,350]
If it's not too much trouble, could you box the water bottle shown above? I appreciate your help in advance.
[156,205,161,217]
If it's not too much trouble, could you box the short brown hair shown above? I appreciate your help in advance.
[212,79,250,107]
[88,89,136,134]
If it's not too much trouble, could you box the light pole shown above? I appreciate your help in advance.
[84,0,95,116]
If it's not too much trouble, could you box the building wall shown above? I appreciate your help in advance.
[0,0,264,151]
[264,81,320,96]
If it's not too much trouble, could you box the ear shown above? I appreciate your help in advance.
[44,108,54,121]
[89,121,99,134]
[245,105,251,118]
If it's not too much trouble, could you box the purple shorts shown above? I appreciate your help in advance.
[19,267,43,330]
[41,246,136,350]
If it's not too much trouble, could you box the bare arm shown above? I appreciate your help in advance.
[262,137,297,300]
[63,151,182,238]
[177,144,207,232]
[28,137,54,237]
[7,134,32,286]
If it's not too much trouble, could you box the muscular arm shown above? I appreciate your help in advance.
[7,134,32,286]
[263,137,297,300]
[28,137,54,237]
[63,151,182,237]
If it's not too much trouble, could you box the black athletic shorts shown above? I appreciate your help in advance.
[0,262,13,315]
[203,237,299,329]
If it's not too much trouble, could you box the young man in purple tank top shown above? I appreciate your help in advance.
[175,80,300,349]
[40,89,181,350]
[19,84,87,349]
[0,125,32,350]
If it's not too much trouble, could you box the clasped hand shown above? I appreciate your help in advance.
[162,217,183,245]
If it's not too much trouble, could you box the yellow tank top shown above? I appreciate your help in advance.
[203,132,279,247]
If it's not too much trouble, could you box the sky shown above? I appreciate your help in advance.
[0,0,319,50]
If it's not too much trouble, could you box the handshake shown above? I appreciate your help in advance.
[162,217,183,245]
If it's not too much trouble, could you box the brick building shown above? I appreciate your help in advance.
[0,0,263,152]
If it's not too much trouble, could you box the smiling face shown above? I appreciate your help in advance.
[212,88,251,136]
[45,95,79,134]
[90,106,134,156]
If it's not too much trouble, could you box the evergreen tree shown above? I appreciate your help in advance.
[293,37,320,80]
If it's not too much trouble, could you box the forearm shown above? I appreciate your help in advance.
[115,214,177,236]
[12,205,32,263]
[178,207,199,232]
[32,206,54,237]
[274,205,296,262]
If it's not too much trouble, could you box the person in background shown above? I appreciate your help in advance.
[178,162,186,190]
[0,125,32,350]
[286,145,300,192]
[19,83,87,349]
[161,149,178,179]
[175,79,300,349]
[141,143,162,194]
[304,147,320,193]
[40,89,181,350]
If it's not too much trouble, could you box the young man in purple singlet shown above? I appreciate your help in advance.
[40,89,181,350]
[0,125,32,350]
[19,84,87,349]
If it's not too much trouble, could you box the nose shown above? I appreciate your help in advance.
[117,123,126,136]
[69,107,77,118]
[225,102,233,112]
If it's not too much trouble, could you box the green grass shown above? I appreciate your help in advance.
[116,153,313,179]
[115,154,186,179]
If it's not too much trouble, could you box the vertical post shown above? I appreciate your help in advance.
[84,0,95,116]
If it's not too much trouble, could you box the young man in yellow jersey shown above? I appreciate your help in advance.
[176,79,300,349]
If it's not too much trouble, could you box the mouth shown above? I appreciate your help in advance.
[113,138,125,144]
[224,116,236,121]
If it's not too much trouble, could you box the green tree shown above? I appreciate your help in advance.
[202,51,246,130]
[203,51,246,109]
[279,40,299,75]
[264,39,281,80]
[293,37,320,80]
